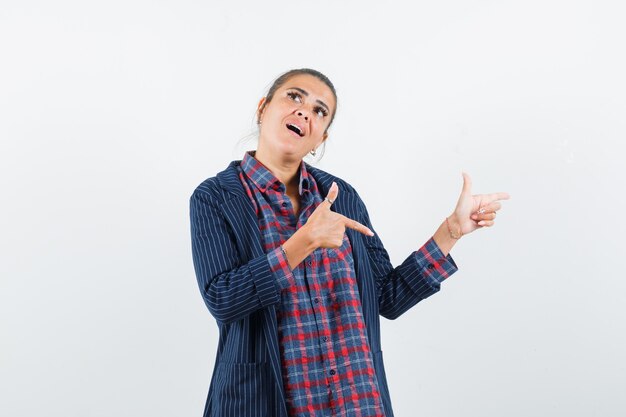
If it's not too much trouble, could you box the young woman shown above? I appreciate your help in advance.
[190,68,510,417]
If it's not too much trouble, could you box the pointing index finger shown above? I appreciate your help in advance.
[340,214,375,236]
[483,192,511,204]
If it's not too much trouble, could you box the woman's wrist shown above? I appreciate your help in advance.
[445,214,462,239]
[282,225,318,269]
[432,214,461,257]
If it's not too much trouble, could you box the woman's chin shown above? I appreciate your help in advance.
[260,134,307,159]
[278,135,304,152]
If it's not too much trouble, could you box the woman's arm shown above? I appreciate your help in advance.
[356,195,459,320]
[190,189,282,324]
[359,171,510,320]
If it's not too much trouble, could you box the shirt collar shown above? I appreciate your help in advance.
[241,150,311,195]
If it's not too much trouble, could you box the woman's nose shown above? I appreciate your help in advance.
[297,110,309,121]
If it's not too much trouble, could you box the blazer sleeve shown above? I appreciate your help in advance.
[355,193,459,320]
[190,188,281,324]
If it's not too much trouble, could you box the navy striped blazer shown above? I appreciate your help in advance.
[190,159,457,417]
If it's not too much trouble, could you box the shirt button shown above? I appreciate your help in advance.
[314,298,320,303]
[427,263,435,270]
[307,260,312,266]
[329,369,336,375]
[323,336,328,341]
[282,202,287,207]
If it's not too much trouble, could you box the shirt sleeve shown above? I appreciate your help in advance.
[412,236,459,289]
[267,245,296,292]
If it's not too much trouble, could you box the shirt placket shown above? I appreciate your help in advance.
[297,197,345,417]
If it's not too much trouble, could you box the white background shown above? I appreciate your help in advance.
[1,1,625,416]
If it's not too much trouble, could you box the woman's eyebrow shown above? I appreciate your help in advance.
[286,86,330,113]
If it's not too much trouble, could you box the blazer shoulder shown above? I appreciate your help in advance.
[191,176,221,200]
[190,161,240,205]
[306,164,359,196]
[335,176,359,195]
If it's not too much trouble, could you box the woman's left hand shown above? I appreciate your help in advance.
[451,172,510,236]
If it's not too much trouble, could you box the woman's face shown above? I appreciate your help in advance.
[257,74,336,161]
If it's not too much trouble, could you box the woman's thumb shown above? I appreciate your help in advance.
[326,181,338,203]
[461,171,472,194]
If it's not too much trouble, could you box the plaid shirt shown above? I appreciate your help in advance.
[237,150,453,417]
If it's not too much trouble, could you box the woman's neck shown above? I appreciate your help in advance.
[250,149,301,195]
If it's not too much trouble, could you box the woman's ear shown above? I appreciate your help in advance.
[257,97,266,123]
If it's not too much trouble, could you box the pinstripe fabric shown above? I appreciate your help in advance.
[237,150,385,417]
[190,155,459,417]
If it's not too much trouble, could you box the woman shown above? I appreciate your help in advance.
[190,68,510,417]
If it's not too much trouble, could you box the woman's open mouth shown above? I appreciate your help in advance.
[286,123,304,138]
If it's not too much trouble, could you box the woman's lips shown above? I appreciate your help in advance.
[285,121,305,137]
[286,125,303,138]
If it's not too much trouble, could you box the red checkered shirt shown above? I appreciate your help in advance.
[237,150,452,417]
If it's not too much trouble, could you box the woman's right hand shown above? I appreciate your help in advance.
[304,182,375,249]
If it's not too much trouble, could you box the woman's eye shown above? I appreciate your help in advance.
[287,92,302,103]
[316,108,328,118]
